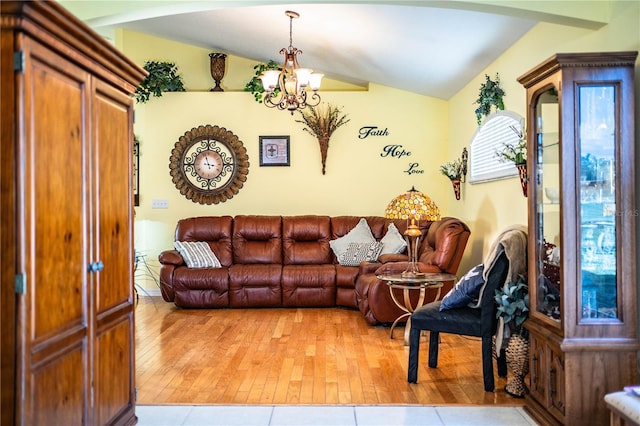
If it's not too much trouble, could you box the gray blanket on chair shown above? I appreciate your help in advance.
[483,224,528,285]
[481,224,528,352]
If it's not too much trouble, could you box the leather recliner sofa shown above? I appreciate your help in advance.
[158,215,470,325]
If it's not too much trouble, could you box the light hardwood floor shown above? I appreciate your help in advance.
[135,297,520,406]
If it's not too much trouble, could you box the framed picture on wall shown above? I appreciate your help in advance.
[259,136,290,166]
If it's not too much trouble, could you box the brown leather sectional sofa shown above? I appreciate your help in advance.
[158,215,470,325]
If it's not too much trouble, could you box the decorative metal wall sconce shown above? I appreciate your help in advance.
[439,148,469,201]
[460,147,468,182]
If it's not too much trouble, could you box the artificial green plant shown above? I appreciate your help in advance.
[474,73,505,125]
[244,60,281,103]
[135,60,186,104]
[494,274,529,336]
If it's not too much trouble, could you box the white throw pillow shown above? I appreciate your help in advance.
[380,223,407,255]
[174,241,221,268]
[338,241,384,266]
[329,218,375,258]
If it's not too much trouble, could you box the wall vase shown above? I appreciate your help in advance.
[318,135,330,175]
[516,162,527,197]
[209,53,227,92]
[450,178,461,200]
[504,333,529,398]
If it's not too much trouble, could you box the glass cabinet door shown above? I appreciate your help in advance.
[578,85,617,320]
[534,87,561,322]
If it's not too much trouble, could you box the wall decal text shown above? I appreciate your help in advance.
[360,127,423,175]
[404,163,424,175]
[380,144,411,159]
[358,126,389,139]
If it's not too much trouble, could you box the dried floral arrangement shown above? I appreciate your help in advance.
[296,104,350,174]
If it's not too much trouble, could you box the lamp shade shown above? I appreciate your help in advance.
[259,70,280,91]
[308,73,324,90]
[294,68,312,87]
[385,187,440,222]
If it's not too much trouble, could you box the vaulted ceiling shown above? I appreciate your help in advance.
[61,1,610,99]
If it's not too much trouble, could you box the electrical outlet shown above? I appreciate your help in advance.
[151,199,169,209]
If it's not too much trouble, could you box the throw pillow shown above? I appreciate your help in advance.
[439,264,485,311]
[174,241,221,268]
[338,241,384,266]
[380,223,407,255]
[329,218,375,258]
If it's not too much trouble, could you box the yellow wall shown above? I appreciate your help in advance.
[129,29,450,289]
[445,0,640,274]
[129,1,640,291]
[134,85,449,249]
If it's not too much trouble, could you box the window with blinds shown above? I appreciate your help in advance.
[469,111,524,183]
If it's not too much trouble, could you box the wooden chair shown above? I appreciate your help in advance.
[407,251,509,392]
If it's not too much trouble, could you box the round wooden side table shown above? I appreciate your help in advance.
[377,272,457,345]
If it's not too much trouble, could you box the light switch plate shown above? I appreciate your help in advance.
[151,199,169,209]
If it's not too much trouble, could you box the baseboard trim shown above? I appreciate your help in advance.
[136,287,161,297]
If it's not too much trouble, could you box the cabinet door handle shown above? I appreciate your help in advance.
[88,261,104,272]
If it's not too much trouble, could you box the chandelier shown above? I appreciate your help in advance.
[259,11,323,114]
[385,187,441,277]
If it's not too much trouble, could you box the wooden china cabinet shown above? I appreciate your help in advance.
[1,1,145,425]
[518,51,638,425]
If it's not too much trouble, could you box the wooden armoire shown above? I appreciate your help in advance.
[1,1,146,425]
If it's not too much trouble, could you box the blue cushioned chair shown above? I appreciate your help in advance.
[407,251,509,392]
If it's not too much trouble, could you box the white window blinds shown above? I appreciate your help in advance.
[469,111,524,183]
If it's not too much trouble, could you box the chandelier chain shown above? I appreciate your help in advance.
[289,14,293,50]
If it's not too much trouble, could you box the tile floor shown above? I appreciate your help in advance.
[136,405,538,425]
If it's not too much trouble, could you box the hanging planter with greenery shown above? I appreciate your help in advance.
[135,60,186,104]
[474,73,505,125]
[439,159,464,180]
[496,125,527,164]
[496,124,528,197]
[244,60,281,103]
[439,159,464,200]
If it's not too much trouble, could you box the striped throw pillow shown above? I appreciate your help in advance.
[174,241,221,268]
